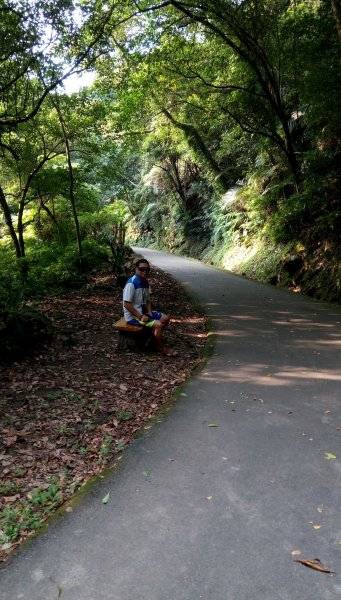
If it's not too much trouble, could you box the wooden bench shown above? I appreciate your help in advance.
[113,317,143,333]
[113,317,152,352]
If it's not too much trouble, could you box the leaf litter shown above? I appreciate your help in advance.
[294,558,335,575]
[0,269,207,562]
[325,453,337,460]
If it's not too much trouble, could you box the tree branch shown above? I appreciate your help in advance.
[0,140,20,160]
[164,63,266,100]
[0,1,124,128]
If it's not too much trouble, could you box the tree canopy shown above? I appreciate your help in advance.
[0,0,340,306]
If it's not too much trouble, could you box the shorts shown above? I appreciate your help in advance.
[128,311,163,327]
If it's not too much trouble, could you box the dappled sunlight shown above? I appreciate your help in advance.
[273,368,341,382]
[271,319,336,330]
[222,240,260,271]
[133,248,340,399]
[198,306,340,390]
[214,329,248,338]
[199,363,341,386]
[291,338,341,350]
[228,314,261,321]
[171,317,203,325]
[204,302,221,307]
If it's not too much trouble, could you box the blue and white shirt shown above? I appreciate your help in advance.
[123,275,151,322]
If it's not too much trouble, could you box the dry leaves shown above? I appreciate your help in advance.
[0,270,206,562]
[294,558,335,575]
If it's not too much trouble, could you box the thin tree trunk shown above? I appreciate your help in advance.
[54,102,83,269]
[0,185,22,258]
[331,0,341,39]
[170,155,188,208]
[39,197,59,225]
[17,201,26,257]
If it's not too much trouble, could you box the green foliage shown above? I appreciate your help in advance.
[0,478,62,547]
[78,201,132,273]
[118,409,134,421]
[0,482,23,497]
[0,246,25,312]
[30,239,107,282]
[0,197,132,311]
[0,0,339,307]
[0,306,53,361]
[99,435,113,460]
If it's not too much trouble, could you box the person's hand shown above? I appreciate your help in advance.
[140,314,149,322]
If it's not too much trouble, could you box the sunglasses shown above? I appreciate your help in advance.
[138,267,150,272]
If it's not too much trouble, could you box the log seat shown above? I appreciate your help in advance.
[113,317,152,352]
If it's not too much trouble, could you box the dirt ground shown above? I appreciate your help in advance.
[0,267,207,562]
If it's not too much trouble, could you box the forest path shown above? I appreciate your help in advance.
[1,248,341,600]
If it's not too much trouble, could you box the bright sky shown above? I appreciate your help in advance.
[63,70,97,94]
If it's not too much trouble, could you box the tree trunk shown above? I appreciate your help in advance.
[278,111,301,187]
[331,0,341,39]
[54,102,83,269]
[17,201,26,258]
[169,155,188,208]
[0,185,22,258]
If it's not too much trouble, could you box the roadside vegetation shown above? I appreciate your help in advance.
[1,0,340,317]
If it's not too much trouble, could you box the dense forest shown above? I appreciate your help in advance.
[1,0,340,323]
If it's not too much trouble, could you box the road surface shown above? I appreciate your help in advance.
[1,248,340,600]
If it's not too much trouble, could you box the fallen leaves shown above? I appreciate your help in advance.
[0,270,206,562]
[294,558,335,575]
[324,453,337,460]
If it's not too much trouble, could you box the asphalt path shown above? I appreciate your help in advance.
[1,248,340,600]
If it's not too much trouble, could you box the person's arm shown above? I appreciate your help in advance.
[123,300,149,322]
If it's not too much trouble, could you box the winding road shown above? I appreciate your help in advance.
[1,248,340,600]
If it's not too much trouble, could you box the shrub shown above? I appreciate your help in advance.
[0,245,25,312]
[0,307,53,362]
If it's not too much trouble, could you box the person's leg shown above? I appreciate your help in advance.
[151,311,170,328]
[160,313,170,328]
[129,313,176,356]
[152,320,165,350]
[152,318,178,356]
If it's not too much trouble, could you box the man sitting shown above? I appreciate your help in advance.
[122,259,178,357]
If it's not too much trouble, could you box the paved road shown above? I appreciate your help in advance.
[1,248,340,600]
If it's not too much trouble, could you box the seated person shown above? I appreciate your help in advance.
[123,259,177,356]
